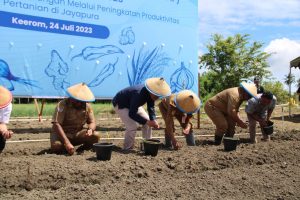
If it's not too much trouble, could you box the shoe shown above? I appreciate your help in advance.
[261,136,270,142]
[214,135,223,145]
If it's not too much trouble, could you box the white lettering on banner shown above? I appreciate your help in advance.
[12,17,47,28]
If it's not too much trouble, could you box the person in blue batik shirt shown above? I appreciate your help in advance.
[245,91,277,143]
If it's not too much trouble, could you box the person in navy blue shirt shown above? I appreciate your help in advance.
[113,77,171,150]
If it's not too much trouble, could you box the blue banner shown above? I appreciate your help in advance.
[0,0,198,99]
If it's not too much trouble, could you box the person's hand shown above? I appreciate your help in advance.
[147,120,159,129]
[182,124,191,135]
[85,128,93,136]
[2,130,13,139]
[171,138,181,150]
[64,142,75,155]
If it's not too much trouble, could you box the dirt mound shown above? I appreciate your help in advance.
[1,112,300,199]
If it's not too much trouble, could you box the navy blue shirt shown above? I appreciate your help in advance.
[112,84,156,125]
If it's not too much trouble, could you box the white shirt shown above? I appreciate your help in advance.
[0,103,12,124]
[245,94,276,118]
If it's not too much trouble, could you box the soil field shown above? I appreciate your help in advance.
[0,106,300,200]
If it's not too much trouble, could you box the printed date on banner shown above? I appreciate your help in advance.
[0,11,110,39]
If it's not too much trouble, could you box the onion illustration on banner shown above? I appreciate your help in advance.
[170,61,194,93]
[119,27,135,45]
[70,45,124,61]
[0,59,40,91]
[45,50,70,90]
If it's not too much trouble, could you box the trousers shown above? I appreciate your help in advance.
[114,106,151,150]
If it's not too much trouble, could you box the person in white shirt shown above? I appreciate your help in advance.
[245,91,277,143]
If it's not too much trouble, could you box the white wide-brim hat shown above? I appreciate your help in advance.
[240,82,257,98]
[0,86,12,109]
[66,83,95,102]
[145,77,171,97]
[174,90,201,114]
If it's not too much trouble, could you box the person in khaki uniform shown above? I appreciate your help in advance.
[159,90,201,150]
[204,82,257,145]
[50,83,100,155]
[0,86,14,153]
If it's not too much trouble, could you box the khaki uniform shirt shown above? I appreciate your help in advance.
[52,99,95,136]
[159,94,193,135]
[207,87,243,117]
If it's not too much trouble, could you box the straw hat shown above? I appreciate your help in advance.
[240,82,257,98]
[174,90,201,114]
[66,83,95,102]
[145,77,171,97]
[0,86,12,109]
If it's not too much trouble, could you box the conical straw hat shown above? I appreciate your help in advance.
[66,83,95,102]
[0,86,12,109]
[240,82,257,98]
[145,77,171,97]
[174,90,201,114]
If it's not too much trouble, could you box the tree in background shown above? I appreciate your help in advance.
[263,81,289,104]
[199,34,272,97]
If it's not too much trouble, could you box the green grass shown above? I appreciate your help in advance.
[11,102,114,117]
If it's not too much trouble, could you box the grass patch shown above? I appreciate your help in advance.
[11,102,114,117]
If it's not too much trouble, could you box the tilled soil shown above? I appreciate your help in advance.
[0,108,300,200]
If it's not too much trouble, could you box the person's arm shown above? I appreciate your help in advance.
[0,104,13,139]
[181,114,193,135]
[159,99,180,150]
[227,98,247,128]
[52,101,74,155]
[146,98,159,128]
[52,122,74,155]
[85,104,96,136]
[0,123,13,139]
[128,95,148,124]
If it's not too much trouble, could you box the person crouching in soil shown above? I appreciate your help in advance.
[112,77,171,151]
[245,91,277,143]
[159,90,201,150]
[0,86,13,153]
[204,82,257,145]
[50,83,100,155]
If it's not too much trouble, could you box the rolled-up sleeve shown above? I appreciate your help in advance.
[52,101,65,124]
[245,98,256,114]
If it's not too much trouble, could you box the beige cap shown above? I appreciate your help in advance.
[66,83,95,102]
[240,82,257,98]
[175,90,201,114]
[0,86,12,109]
[145,77,171,97]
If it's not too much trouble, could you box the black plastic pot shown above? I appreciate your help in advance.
[93,143,114,161]
[0,134,6,152]
[223,137,239,151]
[263,121,274,135]
[143,139,160,157]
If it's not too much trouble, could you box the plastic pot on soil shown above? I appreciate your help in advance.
[142,139,161,157]
[263,121,274,135]
[223,137,239,151]
[93,142,114,161]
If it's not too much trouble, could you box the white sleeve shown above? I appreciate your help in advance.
[0,103,12,124]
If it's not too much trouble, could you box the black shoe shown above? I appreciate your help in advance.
[214,135,223,145]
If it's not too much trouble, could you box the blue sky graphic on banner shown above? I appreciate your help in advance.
[0,0,198,98]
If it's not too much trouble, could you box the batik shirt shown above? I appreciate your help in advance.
[245,94,277,118]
